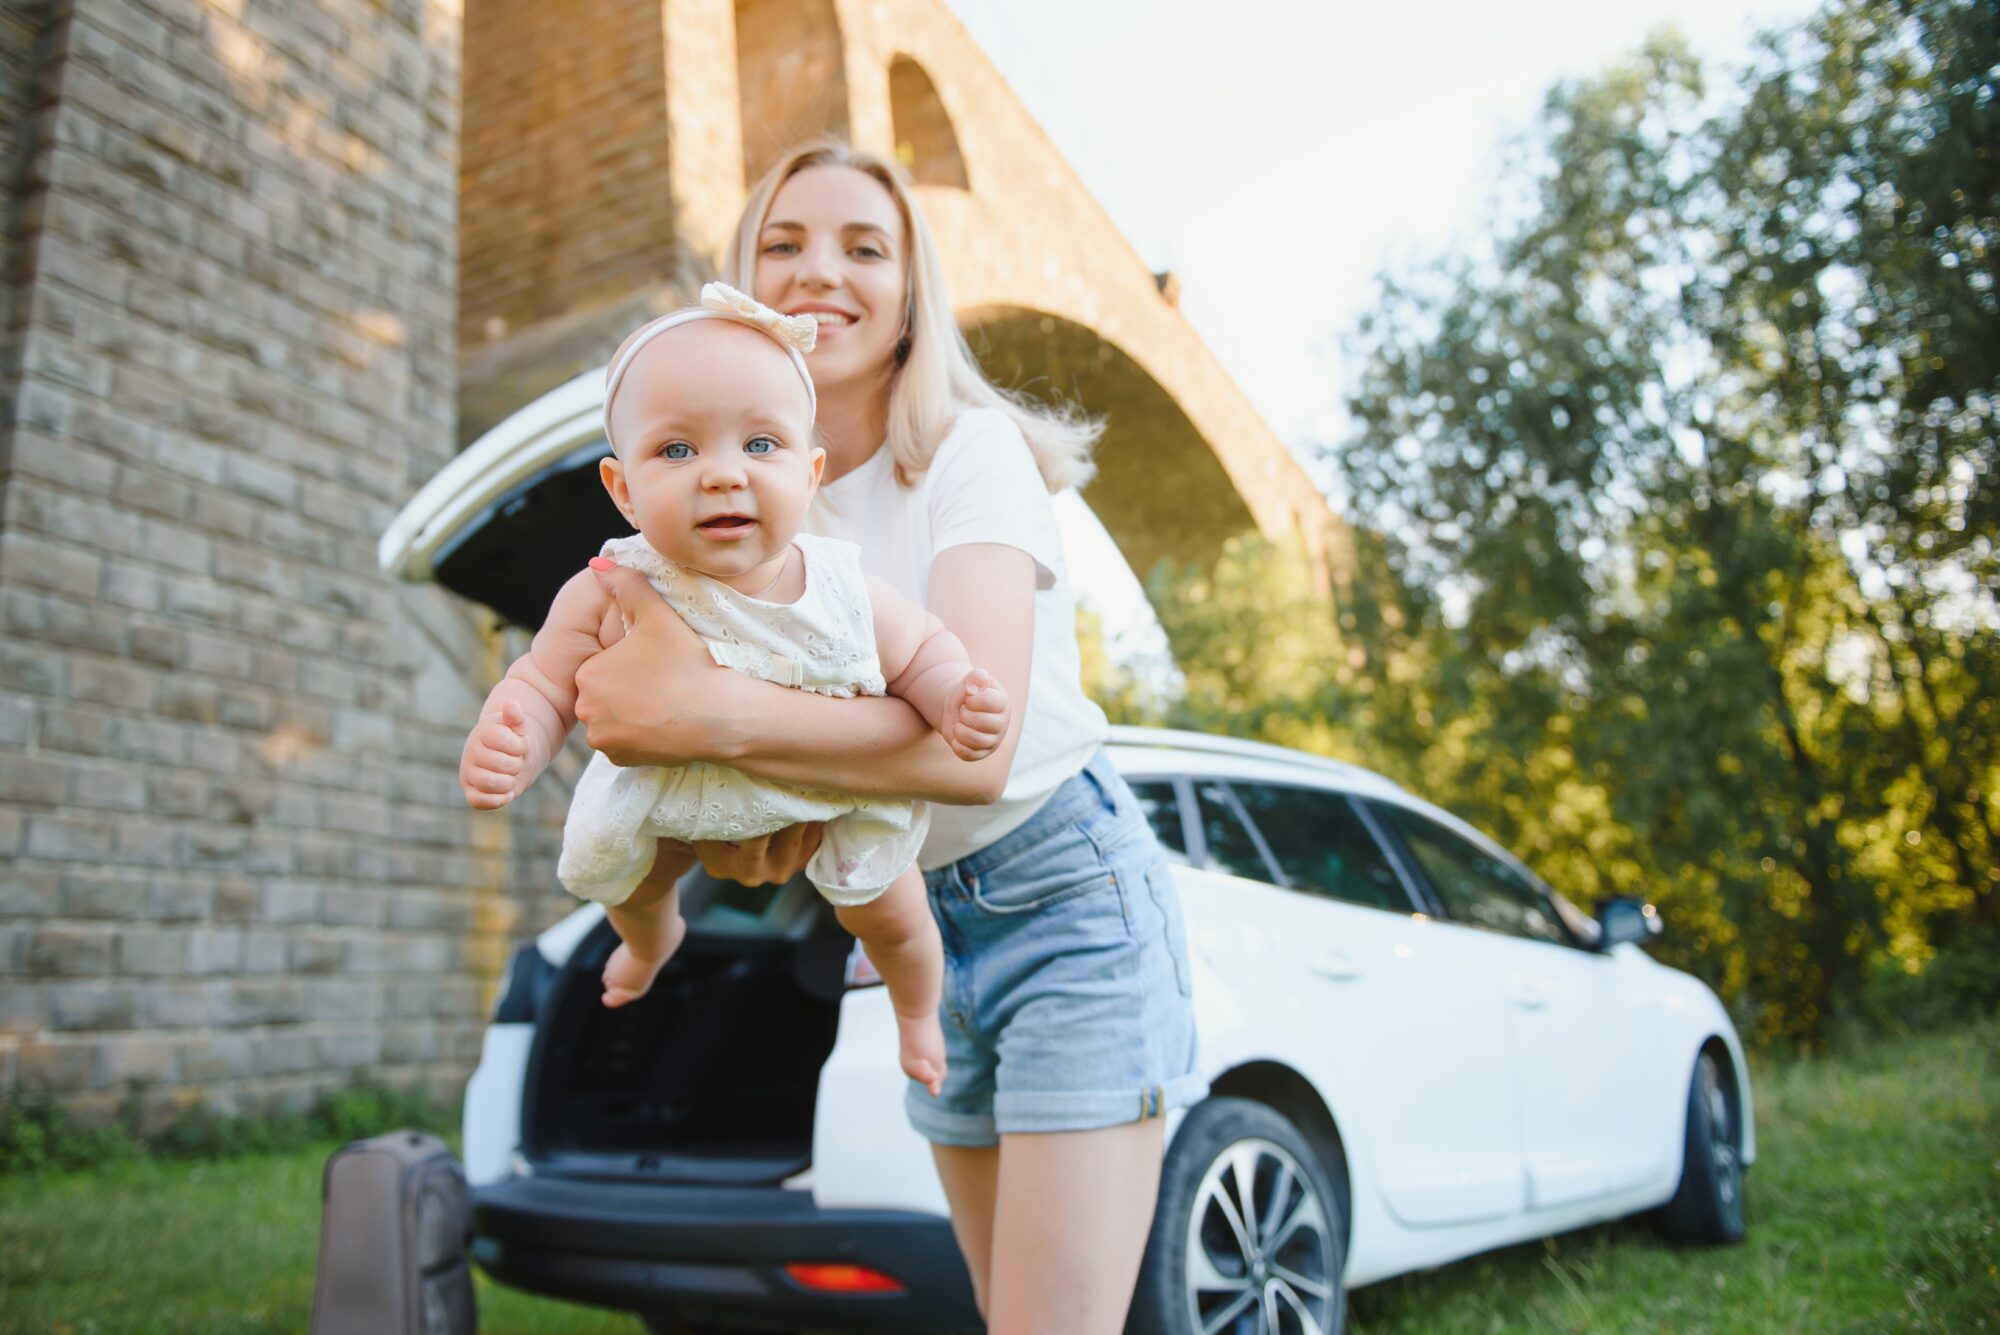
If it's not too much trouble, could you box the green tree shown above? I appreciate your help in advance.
[1325,0,1997,1044]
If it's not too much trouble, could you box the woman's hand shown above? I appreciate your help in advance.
[690,823,826,887]
[575,563,735,767]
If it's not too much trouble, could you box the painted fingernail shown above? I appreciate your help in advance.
[588,556,614,571]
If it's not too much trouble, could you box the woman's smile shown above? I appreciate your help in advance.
[785,302,860,337]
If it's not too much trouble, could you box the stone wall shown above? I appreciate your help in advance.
[459,0,685,349]
[0,0,510,1122]
[2,1,57,448]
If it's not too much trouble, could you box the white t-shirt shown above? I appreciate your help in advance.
[802,408,1110,868]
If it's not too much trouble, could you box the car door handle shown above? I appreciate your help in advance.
[1310,951,1361,981]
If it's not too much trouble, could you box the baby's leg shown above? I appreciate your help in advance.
[834,865,946,1096]
[602,842,696,1008]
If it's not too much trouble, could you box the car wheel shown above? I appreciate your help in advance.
[1653,1049,1748,1246]
[1127,1097,1346,1335]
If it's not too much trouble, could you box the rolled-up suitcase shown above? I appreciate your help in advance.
[310,1129,477,1335]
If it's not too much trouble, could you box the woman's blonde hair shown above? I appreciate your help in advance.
[721,138,1100,493]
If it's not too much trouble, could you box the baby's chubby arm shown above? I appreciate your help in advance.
[461,568,623,809]
[866,575,1011,763]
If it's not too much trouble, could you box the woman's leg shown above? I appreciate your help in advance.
[986,1119,1166,1335]
[834,866,947,1094]
[931,1143,1001,1318]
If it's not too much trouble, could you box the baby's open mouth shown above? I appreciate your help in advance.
[699,515,756,531]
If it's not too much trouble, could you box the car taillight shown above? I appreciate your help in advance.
[843,939,883,989]
[783,1262,905,1293]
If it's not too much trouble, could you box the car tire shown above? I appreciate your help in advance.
[1653,1048,1748,1246]
[1127,1097,1347,1335]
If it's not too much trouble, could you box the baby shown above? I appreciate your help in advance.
[458,284,1009,1095]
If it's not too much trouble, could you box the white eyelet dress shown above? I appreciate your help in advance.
[556,532,928,909]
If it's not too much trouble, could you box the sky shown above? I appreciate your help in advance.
[940,0,1827,662]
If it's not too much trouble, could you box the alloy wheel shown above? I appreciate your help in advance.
[1700,1053,1742,1215]
[1184,1137,1337,1335]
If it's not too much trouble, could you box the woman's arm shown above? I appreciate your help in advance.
[573,545,1036,805]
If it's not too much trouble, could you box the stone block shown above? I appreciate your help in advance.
[113,817,176,867]
[0,697,31,746]
[261,881,319,923]
[241,929,285,973]
[287,931,345,975]
[15,1039,103,1092]
[251,1030,316,1077]
[21,925,116,977]
[212,978,306,1027]
[58,868,148,918]
[310,978,385,1023]
[51,982,139,1030]
[177,1031,253,1082]
[117,927,191,978]
[186,927,244,974]
[0,981,50,1033]
[40,704,114,754]
[0,867,60,916]
[26,812,118,862]
[0,639,66,696]
[147,875,211,922]
[137,981,209,1028]
[128,624,184,669]
[68,656,157,711]
[315,1028,383,1070]
[0,755,68,805]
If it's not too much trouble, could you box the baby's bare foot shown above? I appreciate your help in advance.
[897,1009,948,1097]
[601,913,687,1008]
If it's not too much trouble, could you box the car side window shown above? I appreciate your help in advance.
[1193,781,1274,882]
[1126,779,1191,865]
[1230,783,1413,913]
[1377,805,1571,945]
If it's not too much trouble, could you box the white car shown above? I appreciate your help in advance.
[387,382,1755,1335]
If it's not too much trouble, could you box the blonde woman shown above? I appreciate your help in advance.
[575,140,1204,1333]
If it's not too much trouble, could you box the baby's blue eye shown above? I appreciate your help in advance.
[745,436,778,454]
[662,442,693,459]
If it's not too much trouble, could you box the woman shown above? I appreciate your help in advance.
[574,139,1204,1333]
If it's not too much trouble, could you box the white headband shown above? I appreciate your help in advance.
[602,282,819,451]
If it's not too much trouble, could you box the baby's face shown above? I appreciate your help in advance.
[601,321,821,589]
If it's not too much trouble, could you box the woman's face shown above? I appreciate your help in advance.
[753,164,909,398]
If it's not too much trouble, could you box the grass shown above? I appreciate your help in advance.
[1,1020,1992,1334]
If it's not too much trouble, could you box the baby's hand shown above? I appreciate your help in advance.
[941,668,1009,763]
[462,699,532,809]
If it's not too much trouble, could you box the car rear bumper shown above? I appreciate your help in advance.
[473,1174,981,1334]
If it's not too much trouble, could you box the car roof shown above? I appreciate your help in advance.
[1105,725,1406,802]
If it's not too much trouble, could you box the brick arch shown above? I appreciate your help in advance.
[888,55,968,189]
[963,306,1258,589]
[734,0,851,185]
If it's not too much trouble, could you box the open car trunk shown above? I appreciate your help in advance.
[522,874,855,1186]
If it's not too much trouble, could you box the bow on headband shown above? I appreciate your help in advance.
[698,282,819,353]
[602,282,819,451]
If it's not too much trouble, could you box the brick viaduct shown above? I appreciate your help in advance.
[0,0,1341,1116]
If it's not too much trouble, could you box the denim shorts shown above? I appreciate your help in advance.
[906,749,1208,1146]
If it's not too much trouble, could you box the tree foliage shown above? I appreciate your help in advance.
[1132,0,1997,1046]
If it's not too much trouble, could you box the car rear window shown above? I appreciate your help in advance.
[1194,781,1275,882]
[1230,783,1413,913]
